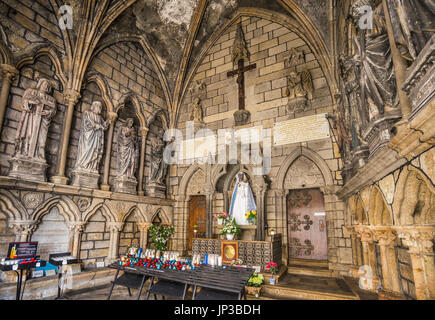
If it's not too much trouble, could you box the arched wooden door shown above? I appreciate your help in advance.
[287,188,328,260]
[188,195,206,251]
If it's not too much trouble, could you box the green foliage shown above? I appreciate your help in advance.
[247,273,264,287]
[148,224,175,252]
[220,218,241,235]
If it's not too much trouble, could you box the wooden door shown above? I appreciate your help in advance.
[287,188,327,260]
[188,195,206,251]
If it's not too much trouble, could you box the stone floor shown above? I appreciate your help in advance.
[41,273,378,300]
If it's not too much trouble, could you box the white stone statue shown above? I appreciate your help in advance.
[148,128,167,185]
[229,172,257,226]
[74,101,109,172]
[116,118,138,179]
[14,78,56,160]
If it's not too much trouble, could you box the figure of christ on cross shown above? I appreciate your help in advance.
[227,58,257,111]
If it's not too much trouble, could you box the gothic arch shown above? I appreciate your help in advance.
[393,166,435,225]
[121,206,146,223]
[211,164,228,191]
[0,24,13,65]
[83,202,117,223]
[179,164,204,196]
[0,190,27,220]
[32,196,80,223]
[84,70,115,113]
[147,108,169,131]
[14,42,67,89]
[275,147,334,190]
[222,164,255,195]
[151,208,170,224]
[368,186,393,226]
[115,92,147,128]
[348,194,368,225]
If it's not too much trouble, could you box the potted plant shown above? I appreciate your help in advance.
[220,218,241,240]
[148,224,175,252]
[245,210,257,225]
[266,261,279,285]
[213,212,228,225]
[245,273,264,297]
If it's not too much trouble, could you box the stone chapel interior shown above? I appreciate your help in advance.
[0,0,433,301]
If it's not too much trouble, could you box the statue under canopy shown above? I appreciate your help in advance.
[74,101,109,172]
[148,128,168,185]
[229,172,257,226]
[14,78,56,160]
[116,118,138,179]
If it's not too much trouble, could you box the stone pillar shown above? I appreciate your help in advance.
[107,222,124,263]
[355,225,380,290]
[52,89,81,185]
[137,222,152,249]
[137,127,149,196]
[252,176,267,241]
[0,64,18,132]
[381,0,412,119]
[399,228,435,300]
[9,220,39,242]
[374,228,401,293]
[66,221,86,258]
[101,112,118,191]
[343,225,360,277]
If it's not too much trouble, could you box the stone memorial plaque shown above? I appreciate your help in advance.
[273,113,330,146]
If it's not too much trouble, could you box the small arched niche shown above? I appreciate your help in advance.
[118,210,141,255]
[369,187,392,226]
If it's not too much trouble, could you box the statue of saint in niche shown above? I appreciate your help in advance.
[190,97,204,123]
[14,78,56,160]
[116,118,138,179]
[74,101,109,172]
[149,128,168,185]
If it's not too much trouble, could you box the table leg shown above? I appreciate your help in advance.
[57,267,63,299]
[107,268,120,300]
[136,275,147,300]
[182,284,188,300]
[192,285,197,300]
[145,277,154,300]
[14,270,21,301]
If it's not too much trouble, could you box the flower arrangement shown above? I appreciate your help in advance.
[245,210,257,223]
[246,273,264,287]
[266,261,278,275]
[220,218,241,236]
[148,224,175,252]
[213,212,229,220]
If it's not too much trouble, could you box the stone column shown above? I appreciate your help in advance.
[0,64,18,132]
[52,89,81,185]
[137,222,152,249]
[343,225,361,278]
[252,176,267,241]
[101,112,118,191]
[399,228,435,300]
[355,225,380,291]
[137,127,149,196]
[9,220,39,242]
[374,228,401,293]
[66,221,86,258]
[107,222,124,263]
[381,0,412,119]
[204,185,214,239]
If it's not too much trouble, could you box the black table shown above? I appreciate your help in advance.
[0,260,47,300]
[108,263,254,300]
[49,252,79,300]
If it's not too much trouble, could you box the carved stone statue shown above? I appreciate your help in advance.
[386,0,435,61]
[286,68,313,113]
[14,78,56,160]
[116,118,138,178]
[9,78,57,182]
[232,23,249,66]
[149,128,167,185]
[112,118,138,194]
[190,97,204,123]
[72,101,109,188]
[351,0,397,118]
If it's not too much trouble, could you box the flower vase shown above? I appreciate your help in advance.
[226,234,234,240]
[218,218,223,225]
[269,277,276,285]
[248,218,255,225]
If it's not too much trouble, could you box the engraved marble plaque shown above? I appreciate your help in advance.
[273,113,330,146]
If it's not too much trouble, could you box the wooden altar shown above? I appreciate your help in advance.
[192,234,282,272]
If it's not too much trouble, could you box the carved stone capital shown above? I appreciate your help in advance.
[8,220,39,235]
[354,225,374,243]
[107,111,118,123]
[0,64,18,83]
[139,127,149,137]
[342,225,357,238]
[398,228,435,256]
[63,89,81,105]
[373,228,397,247]
[66,221,86,233]
[107,222,124,233]
[137,222,152,231]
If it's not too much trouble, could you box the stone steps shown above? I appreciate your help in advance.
[287,265,335,278]
[261,283,358,300]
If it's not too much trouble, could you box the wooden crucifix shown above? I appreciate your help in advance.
[227,58,256,111]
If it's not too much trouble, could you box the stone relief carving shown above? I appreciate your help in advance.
[9,78,57,182]
[190,97,204,124]
[284,157,324,189]
[232,22,249,66]
[72,101,109,188]
[187,169,205,195]
[22,192,44,209]
[285,49,313,113]
[77,197,91,212]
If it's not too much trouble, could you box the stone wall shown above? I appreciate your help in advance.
[396,246,416,300]
[118,211,141,256]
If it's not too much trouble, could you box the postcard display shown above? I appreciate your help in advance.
[0,242,46,300]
